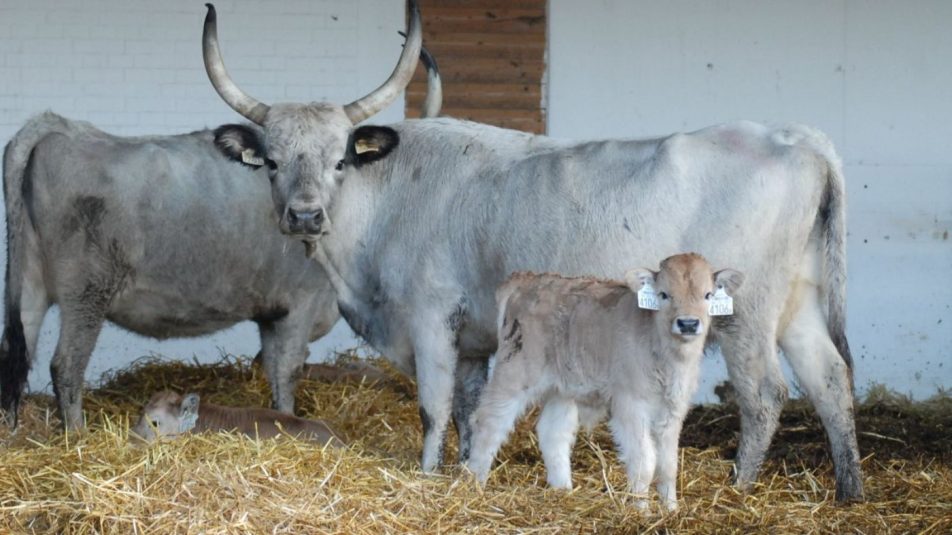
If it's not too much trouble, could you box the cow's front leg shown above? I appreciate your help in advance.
[412,319,459,473]
[258,314,310,414]
[452,356,489,463]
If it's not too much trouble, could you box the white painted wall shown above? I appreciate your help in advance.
[1,0,949,402]
[549,0,952,399]
[0,0,404,393]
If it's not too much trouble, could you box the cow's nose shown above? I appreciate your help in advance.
[676,317,700,335]
[286,206,324,234]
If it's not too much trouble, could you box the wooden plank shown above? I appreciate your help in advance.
[422,16,545,35]
[408,81,541,98]
[421,0,545,9]
[424,32,545,46]
[408,91,541,110]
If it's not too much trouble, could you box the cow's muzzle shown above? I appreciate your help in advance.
[285,206,324,235]
[672,316,703,338]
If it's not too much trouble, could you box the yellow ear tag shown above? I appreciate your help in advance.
[241,149,264,166]
[354,139,379,155]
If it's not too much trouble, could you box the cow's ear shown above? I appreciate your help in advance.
[180,393,200,417]
[346,126,399,168]
[713,269,745,294]
[624,268,656,292]
[213,124,267,168]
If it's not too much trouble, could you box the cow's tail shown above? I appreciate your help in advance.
[1,112,64,425]
[810,130,854,385]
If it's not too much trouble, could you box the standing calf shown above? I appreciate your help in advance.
[131,390,343,446]
[465,253,743,511]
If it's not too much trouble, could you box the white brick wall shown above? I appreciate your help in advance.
[0,0,406,392]
[0,0,405,140]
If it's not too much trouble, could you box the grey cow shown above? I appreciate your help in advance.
[465,254,744,511]
[0,45,441,430]
[200,0,863,501]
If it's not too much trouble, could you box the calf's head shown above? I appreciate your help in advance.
[625,253,744,343]
[131,391,200,442]
[203,1,421,239]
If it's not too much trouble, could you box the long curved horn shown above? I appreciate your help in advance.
[343,0,423,124]
[419,45,442,118]
[202,3,270,125]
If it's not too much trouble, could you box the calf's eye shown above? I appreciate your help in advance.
[658,291,669,300]
[705,292,713,300]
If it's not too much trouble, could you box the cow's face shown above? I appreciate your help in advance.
[626,253,744,344]
[215,104,357,237]
[130,391,200,443]
[201,2,420,240]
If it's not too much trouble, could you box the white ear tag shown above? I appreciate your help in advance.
[354,139,378,155]
[708,287,734,316]
[637,281,660,311]
[241,148,265,166]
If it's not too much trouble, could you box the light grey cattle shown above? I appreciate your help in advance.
[131,390,343,445]
[465,254,744,511]
[200,0,864,500]
[0,46,442,430]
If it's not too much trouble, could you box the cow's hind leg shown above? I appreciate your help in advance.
[50,306,104,431]
[780,287,863,501]
[719,319,787,492]
[536,395,579,490]
[452,356,489,463]
[258,314,310,414]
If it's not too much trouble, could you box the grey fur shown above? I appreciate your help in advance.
[201,17,861,500]
[0,112,339,430]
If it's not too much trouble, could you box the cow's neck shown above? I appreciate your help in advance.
[313,171,384,308]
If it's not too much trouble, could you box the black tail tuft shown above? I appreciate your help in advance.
[0,306,29,427]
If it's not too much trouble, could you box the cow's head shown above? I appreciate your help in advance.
[203,2,421,239]
[130,390,200,443]
[625,253,744,344]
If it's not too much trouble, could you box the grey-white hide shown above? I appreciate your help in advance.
[199,0,862,502]
[465,254,743,512]
[0,112,338,430]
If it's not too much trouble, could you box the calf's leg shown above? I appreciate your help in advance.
[536,395,579,490]
[610,396,655,511]
[653,422,683,512]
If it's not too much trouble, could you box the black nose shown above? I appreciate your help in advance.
[286,207,324,234]
[677,318,700,334]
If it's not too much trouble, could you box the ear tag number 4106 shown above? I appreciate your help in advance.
[637,282,660,311]
[708,287,734,316]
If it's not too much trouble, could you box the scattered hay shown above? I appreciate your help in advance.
[1,354,950,534]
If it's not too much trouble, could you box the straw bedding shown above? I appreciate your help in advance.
[1,354,949,534]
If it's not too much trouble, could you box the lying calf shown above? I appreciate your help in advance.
[131,390,343,446]
[465,253,743,511]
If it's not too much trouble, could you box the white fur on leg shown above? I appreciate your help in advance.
[465,387,535,485]
[413,323,459,474]
[610,398,655,511]
[537,396,579,490]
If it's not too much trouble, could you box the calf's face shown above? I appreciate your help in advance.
[626,253,744,343]
[131,391,200,442]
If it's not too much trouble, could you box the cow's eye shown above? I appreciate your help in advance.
[335,159,344,171]
[705,292,713,300]
[658,291,669,300]
[150,420,158,427]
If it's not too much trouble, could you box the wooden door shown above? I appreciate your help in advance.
[406,0,547,134]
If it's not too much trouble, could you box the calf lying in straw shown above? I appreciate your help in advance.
[465,253,743,511]
[131,390,343,446]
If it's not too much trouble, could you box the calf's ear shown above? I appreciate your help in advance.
[213,124,267,168]
[624,268,656,291]
[713,269,745,294]
[346,125,399,168]
[180,393,201,417]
